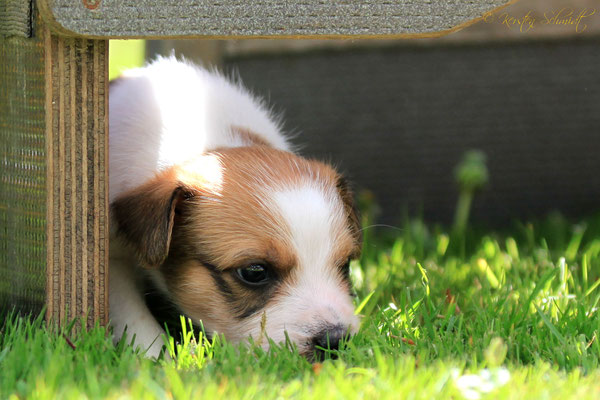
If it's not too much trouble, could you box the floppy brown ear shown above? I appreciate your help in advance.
[111,175,192,268]
[336,176,363,253]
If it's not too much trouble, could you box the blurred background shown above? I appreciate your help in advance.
[109,0,600,227]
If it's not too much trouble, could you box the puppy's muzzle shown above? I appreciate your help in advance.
[311,323,350,359]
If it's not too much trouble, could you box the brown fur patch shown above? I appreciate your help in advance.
[166,260,232,331]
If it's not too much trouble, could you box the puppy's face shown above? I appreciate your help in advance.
[113,146,362,358]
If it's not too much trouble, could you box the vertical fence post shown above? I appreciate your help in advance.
[0,5,109,329]
[43,23,109,329]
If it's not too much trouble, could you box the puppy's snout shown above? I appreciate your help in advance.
[312,324,349,355]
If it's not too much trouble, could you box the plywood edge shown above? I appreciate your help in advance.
[42,21,109,328]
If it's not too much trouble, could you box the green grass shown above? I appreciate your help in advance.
[3,211,600,399]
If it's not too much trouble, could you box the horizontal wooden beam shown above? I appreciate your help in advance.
[37,0,514,39]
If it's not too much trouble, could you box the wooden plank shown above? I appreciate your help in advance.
[43,24,109,328]
[37,0,514,39]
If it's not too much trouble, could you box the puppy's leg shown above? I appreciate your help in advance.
[109,243,165,358]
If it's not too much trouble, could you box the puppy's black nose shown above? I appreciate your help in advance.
[312,324,348,357]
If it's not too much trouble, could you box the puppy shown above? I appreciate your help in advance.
[108,57,362,359]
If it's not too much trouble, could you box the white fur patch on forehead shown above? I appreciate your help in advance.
[176,154,224,195]
[272,182,346,274]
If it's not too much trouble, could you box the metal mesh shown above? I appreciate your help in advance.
[0,0,32,38]
[0,33,46,315]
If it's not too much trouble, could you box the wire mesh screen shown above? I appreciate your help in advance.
[0,34,46,315]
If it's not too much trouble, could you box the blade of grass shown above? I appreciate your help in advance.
[510,268,558,327]
[355,291,375,315]
[585,279,600,298]
[534,303,567,346]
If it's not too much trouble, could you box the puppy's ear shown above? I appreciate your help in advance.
[336,176,363,253]
[111,175,193,268]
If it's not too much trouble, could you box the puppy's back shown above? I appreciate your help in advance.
[109,57,289,202]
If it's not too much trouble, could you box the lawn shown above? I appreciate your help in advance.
[2,204,600,399]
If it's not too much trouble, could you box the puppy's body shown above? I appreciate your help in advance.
[109,58,361,358]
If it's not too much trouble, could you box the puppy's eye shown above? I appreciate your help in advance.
[236,264,270,286]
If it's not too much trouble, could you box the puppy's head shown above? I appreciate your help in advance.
[112,146,362,358]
